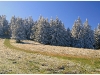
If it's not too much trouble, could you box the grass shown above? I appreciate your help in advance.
[3,39,100,74]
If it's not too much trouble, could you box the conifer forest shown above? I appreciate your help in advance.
[1,15,100,49]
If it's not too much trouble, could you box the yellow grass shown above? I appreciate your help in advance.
[1,39,100,74]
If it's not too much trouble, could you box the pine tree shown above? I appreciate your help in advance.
[83,19,94,49]
[66,28,72,47]
[0,15,3,36]
[49,16,70,46]
[0,15,8,36]
[27,16,34,39]
[94,23,100,49]
[2,15,9,36]
[30,21,37,40]
[16,17,26,40]
[30,15,50,44]
[23,16,34,40]
[10,15,17,39]
[71,17,83,48]
[40,18,50,44]
[10,16,26,40]
[33,15,45,43]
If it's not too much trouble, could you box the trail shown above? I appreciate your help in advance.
[3,39,100,74]
[7,39,100,59]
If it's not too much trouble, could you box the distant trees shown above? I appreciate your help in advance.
[0,14,100,49]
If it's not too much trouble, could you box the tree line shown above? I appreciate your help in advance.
[0,15,100,49]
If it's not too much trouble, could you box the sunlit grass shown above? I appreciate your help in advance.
[4,39,100,74]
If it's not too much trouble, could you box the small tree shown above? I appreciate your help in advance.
[16,37,21,43]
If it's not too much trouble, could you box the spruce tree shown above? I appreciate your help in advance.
[23,16,34,40]
[49,17,70,46]
[94,23,100,49]
[66,28,72,46]
[10,17,26,40]
[30,16,50,44]
[0,15,8,36]
[0,15,3,36]
[10,15,17,39]
[71,17,83,48]
[83,19,94,49]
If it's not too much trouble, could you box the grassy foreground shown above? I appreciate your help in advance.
[3,39,100,74]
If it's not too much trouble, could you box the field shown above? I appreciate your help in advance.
[0,38,99,74]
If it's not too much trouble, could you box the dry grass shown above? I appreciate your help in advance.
[0,39,100,74]
[11,39,100,58]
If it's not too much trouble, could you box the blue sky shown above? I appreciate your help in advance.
[0,1,100,29]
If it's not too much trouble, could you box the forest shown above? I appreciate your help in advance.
[0,15,100,49]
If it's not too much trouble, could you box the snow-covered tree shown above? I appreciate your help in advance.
[1,15,8,36]
[0,15,98,49]
[0,15,8,36]
[10,16,17,39]
[71,17,83,48]
[40,17,50,44]
[49,16,71,46]
[32,15,45,43]
[16,17,26,40]
[30,21,37,40]
[66,28,72,46]
[83,19,94,49]
[10,16,26,40]
[30,15,50,44]
[23,16,34,39]
[24,16,34,39]
[0,15,3,36]
[94,23,100,49]
[23,18,29,39]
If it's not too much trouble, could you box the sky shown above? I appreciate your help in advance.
[0,1,100,29]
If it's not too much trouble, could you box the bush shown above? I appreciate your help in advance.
[16,39,21,43]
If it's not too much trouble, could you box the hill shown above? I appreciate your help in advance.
[0,38,99,74]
